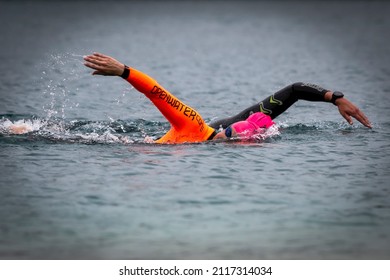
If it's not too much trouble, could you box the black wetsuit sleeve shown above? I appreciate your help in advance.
[209,82,330,129]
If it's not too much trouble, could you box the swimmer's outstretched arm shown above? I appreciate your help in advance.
[209,82,372,129]
[83,52,185,128]
[83,53,215,143]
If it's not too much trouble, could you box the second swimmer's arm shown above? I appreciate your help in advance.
[209,83,328,129]
[209,82,371,129]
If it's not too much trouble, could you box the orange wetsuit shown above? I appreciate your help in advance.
[124,67,215,144]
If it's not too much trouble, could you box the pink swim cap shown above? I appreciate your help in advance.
[246,112,274,129]
[231,112,274,138]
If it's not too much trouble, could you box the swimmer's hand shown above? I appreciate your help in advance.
[335,98,372,128]
[83,53,125,76]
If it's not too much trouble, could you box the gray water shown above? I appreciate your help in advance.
[0,0,389,259]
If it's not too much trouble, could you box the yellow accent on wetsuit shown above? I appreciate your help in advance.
[125,67,215,144]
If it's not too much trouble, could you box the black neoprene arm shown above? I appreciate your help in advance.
[209,82,330,129]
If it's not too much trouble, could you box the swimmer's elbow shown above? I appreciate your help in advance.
[291,82,304,90]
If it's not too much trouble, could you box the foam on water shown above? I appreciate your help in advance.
[0,115,283,145]
[0,117,135,144]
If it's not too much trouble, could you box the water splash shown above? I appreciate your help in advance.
[0,115,164,144]
[254,124,280,140]
[40,52,84,122]
[0,52,157,144]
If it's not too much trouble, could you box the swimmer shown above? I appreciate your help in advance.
[83,52,371,144]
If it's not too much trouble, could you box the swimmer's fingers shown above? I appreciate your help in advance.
[336,98,372,128]
[84,61,113,76]
[85,53,112,65]
[83,53,124,76]
[92,52,110,59]
[339,110,354,126]
[84,54,105,66]
[84,56,107,73]
[352,109,372,128]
